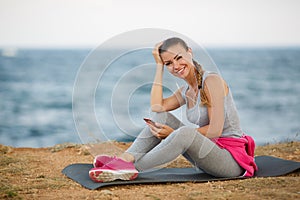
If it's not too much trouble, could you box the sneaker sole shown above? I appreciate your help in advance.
[89,169,138,182]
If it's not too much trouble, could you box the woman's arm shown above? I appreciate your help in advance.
[150,63,164,112]
[150,43,185,112]
[150,64,184,112]
[196,74,228,138]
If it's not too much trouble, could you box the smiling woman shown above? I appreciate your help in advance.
[88,37,258,183]
[156,38,209,110]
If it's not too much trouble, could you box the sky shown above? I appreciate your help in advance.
[0,0,300,48]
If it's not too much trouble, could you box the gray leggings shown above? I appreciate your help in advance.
[126,112,244,177]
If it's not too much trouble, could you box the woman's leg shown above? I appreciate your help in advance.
[134,126,244,177]
[90,112,186,183]
[124,112,184,162]
[182,133,244,177]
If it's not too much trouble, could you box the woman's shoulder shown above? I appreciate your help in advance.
[203,71,223,84]
[203,72,229,95]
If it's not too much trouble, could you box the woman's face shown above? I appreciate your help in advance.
[160,44,194,79]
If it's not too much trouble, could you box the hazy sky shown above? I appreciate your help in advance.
[0,0,299,48]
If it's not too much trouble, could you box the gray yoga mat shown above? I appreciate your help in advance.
[62,156,300,190]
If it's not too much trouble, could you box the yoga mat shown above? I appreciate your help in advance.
[62,156,300,190]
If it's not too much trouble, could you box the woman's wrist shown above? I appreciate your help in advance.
[155,64,164,75]
[156,63,164,68]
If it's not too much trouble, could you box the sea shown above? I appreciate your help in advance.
[0,47,299,147]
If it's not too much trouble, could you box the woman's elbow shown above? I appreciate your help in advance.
[150,105,165,113]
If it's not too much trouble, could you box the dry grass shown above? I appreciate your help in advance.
[0,141,299,200]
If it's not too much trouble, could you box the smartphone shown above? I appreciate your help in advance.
[143,118,158,127]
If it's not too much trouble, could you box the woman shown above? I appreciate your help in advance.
[89,37,257,182]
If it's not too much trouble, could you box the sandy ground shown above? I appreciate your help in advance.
[1,141,300,200]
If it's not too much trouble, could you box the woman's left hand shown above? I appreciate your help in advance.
[147,122,174,139]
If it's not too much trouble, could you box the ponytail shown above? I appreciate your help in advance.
[193,60,210,107]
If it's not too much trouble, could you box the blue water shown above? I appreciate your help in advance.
[0,47,299,147]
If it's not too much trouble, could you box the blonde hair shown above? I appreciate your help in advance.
[193,60,210,107]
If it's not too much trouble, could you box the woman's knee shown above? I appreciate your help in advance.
[152,112,170,123]
[152,112,184,129]
[168,126,199,143]
[176,126,199,137]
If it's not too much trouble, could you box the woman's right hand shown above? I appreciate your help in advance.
[152,42,164,66]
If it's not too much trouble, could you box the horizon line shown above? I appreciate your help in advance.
[1,44,300,50]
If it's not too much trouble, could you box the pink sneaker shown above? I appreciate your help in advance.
[89,157,138,182]
[93,155,114,168]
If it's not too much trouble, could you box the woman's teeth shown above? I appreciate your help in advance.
[177,67,185,74]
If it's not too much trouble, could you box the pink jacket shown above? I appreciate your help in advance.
[212,135,258,177]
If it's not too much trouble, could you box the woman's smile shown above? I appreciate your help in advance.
[175,66,186,76]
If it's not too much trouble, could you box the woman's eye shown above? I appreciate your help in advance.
[176,56,182,60]
[165,62,171,66]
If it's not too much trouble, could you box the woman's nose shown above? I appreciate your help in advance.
[173,60,180,69]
